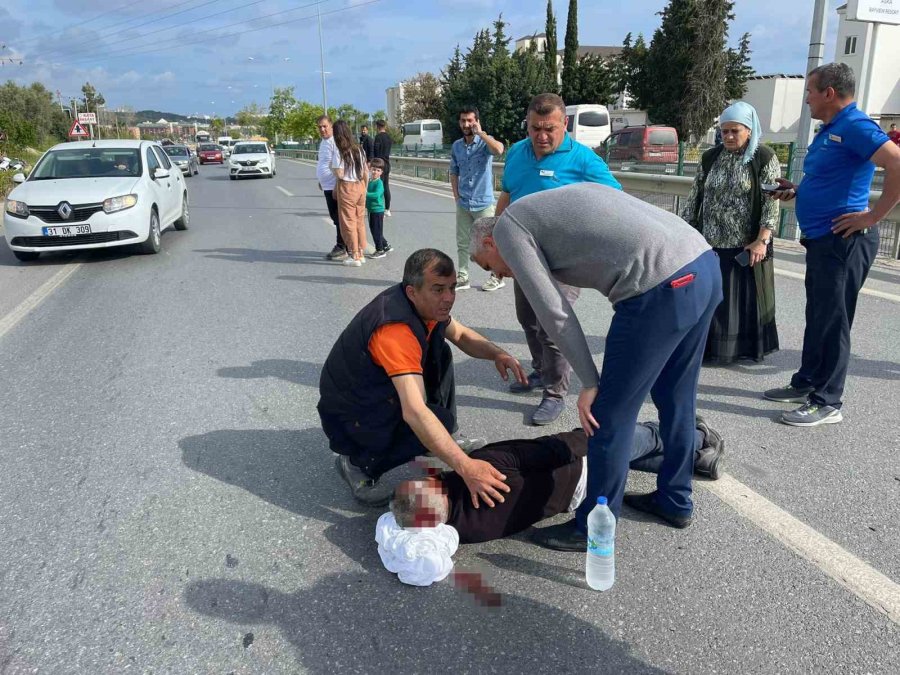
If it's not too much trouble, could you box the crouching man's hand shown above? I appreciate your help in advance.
[494,351,528,385]
[457,458,510,509]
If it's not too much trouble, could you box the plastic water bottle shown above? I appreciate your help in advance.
[586,496,616,591]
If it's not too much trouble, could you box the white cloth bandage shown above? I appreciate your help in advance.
[568,457,588,512]
[375,513,459,586]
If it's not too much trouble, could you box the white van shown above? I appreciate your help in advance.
[565,105,611,149]
[217,136,234,158]
[402,119,443,148]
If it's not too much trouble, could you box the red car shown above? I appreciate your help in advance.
[197,143,224,164]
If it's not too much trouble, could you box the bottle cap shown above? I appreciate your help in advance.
[597,496,607,505]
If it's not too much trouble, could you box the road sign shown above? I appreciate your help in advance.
[77,112,97,125]
[848,0,900,25]
[68,120,89,137]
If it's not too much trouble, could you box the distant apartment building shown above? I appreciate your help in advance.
[385,83,405,128]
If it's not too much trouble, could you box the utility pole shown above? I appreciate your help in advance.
[792,0,828,185]
[316,1,328,113]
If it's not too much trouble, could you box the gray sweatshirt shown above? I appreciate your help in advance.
[494,182,711,387]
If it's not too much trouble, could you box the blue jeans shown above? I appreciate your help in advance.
[576,250,722,530]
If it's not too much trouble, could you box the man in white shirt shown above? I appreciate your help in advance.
[316,115,348,260]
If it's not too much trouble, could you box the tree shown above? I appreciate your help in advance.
[725,32,754,100]
[236,103,266,133]
[617,33,650,110]
[210,118,225,137]
[79,82,105,113]
[572,54,619,106]
[489,16,519,144]
[560,0,579,104]
[265,86,298,140]
[284,101,328,141]
[544,0,559,90]
[0,81,68,149]
[399,72,443,124]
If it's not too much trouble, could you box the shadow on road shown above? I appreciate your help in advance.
[182,572,664,673]
[277,274,394,288]
[194,247,334,265]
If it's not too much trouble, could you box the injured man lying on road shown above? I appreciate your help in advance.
[375,418,724,586]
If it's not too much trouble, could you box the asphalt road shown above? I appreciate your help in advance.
[0,158,898,673]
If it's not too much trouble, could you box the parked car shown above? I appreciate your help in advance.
[163,144,200,176]
[3,140,188,262]
[228,141,276,179]
[606,125,679,163]
[197,143,224,164]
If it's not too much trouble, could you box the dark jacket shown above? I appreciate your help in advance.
[373,131,392,168]
[359,133,375,161]
[318,284,448,454]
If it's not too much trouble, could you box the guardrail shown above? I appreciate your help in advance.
[276,149,900,259]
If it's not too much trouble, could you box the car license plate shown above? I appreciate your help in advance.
[43,225,91,237]
[649,152,662,156]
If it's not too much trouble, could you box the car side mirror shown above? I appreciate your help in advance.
[153,168,170,180]
[12,173,26,184]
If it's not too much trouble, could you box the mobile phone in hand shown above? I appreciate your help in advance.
[761,183,781,193]
[735,249,751,267]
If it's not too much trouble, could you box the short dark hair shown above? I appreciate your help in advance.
[361,124,369,130]
[402,249,455,289]
[528,93,566,118]
[458,106,480,120]
[375,119,387,130]
[370,157,385,170]
[808,62,856,98]
[316,114,331,124]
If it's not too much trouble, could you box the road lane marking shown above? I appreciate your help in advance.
[0,262,81,340]
[275,186,294,197]
[774,268,900,303]
[700,474,900,626]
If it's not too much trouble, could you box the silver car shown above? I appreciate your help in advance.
[163,145,200,176]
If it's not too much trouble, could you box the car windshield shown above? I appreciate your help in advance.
[199,144,218,151]
[164,146,189,157]
[234,144,267,154]
[30,148,142,180]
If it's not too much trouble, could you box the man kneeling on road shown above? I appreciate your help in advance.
[318,248,528,506]
[376,420,725,584]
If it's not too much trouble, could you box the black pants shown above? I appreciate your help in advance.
[381,165,391,210]
[323,189,344,249]
[342,343,457,478]
[790,230,878,408]
[368,212,386,251]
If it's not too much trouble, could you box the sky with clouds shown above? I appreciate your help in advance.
[1,0,846,119]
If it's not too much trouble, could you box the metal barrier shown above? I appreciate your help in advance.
[276,149,900,259]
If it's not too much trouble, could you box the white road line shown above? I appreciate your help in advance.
[774,268,900,303]
[700,475,900,626]
[0,263,81,341]
[275,185,294,197]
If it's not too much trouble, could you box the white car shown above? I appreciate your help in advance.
[229,141,276,180]
[3,140,189,262]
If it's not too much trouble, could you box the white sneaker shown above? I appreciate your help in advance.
[343,258,362,267]
[456,274,471,290]
[481,274,505,292]
[385,209,392,217]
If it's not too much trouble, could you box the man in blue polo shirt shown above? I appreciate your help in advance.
[495,92,621,426]
[450,106,505,292]
[766,63,900,426]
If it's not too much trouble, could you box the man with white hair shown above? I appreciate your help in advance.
[468,182,722,550]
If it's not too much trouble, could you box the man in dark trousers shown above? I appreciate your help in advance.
[318,249,528,507]
[390,419,725,544]
[373,119,393,216]
[470,182,721,549]
[359,124,375,161]
[765,63,900,426]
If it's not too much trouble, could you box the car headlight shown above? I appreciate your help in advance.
[176,160,188,165]
[5,200,29,218]
[103,193,138,214]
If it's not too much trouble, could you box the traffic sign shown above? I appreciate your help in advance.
[77,112,97,125]
[68,120,89,137]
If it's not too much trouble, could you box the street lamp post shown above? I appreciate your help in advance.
[317,1,328,113]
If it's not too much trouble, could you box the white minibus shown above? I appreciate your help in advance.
[402,119,443,148]
[565,105,611,149]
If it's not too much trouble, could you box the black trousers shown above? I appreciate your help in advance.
[381,163,391,210]
[790,230,878,408]
[341,343,457,479]
[323,189,344,249]
[368,212,386,251]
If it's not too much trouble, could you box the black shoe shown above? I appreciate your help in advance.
[530,520,586,552]
[623,491,692,529]
[695,415,725,480]
[382,242,394,253]
[326,245,348,261]
[531,397,565,426]
[334,455,391,506]
[509,370,542,394]
[763,384,814,403]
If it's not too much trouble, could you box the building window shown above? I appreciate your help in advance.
[844,36,857,55]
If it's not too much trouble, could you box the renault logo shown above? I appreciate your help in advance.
[57,202,73,220]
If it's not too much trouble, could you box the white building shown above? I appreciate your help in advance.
[741,75,807,143]
[385,83,405,128]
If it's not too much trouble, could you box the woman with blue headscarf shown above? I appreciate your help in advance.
[681,101,782,365]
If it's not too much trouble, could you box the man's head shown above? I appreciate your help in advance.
[375,119,387,132]
[402,249,457,322]
[468,216,514,280]
[361,125,369,136]
[370,156,385,179]
[526,93,568,158]
[316,115,333,139]
[891,124,897,131]
[459,106,480,138]
[390,478,450,528]
[806,63,855,122]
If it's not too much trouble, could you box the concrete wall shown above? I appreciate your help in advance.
[742,77,807,144]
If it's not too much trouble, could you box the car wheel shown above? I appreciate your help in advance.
[13,250,40,262]
[174,194,190,230]
[230,175,236,180]
[138,208,162,254]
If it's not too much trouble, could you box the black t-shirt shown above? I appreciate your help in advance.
[443,431,587,544]
[373,131,393,165]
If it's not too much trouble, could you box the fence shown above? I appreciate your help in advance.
[276,148,900,259]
